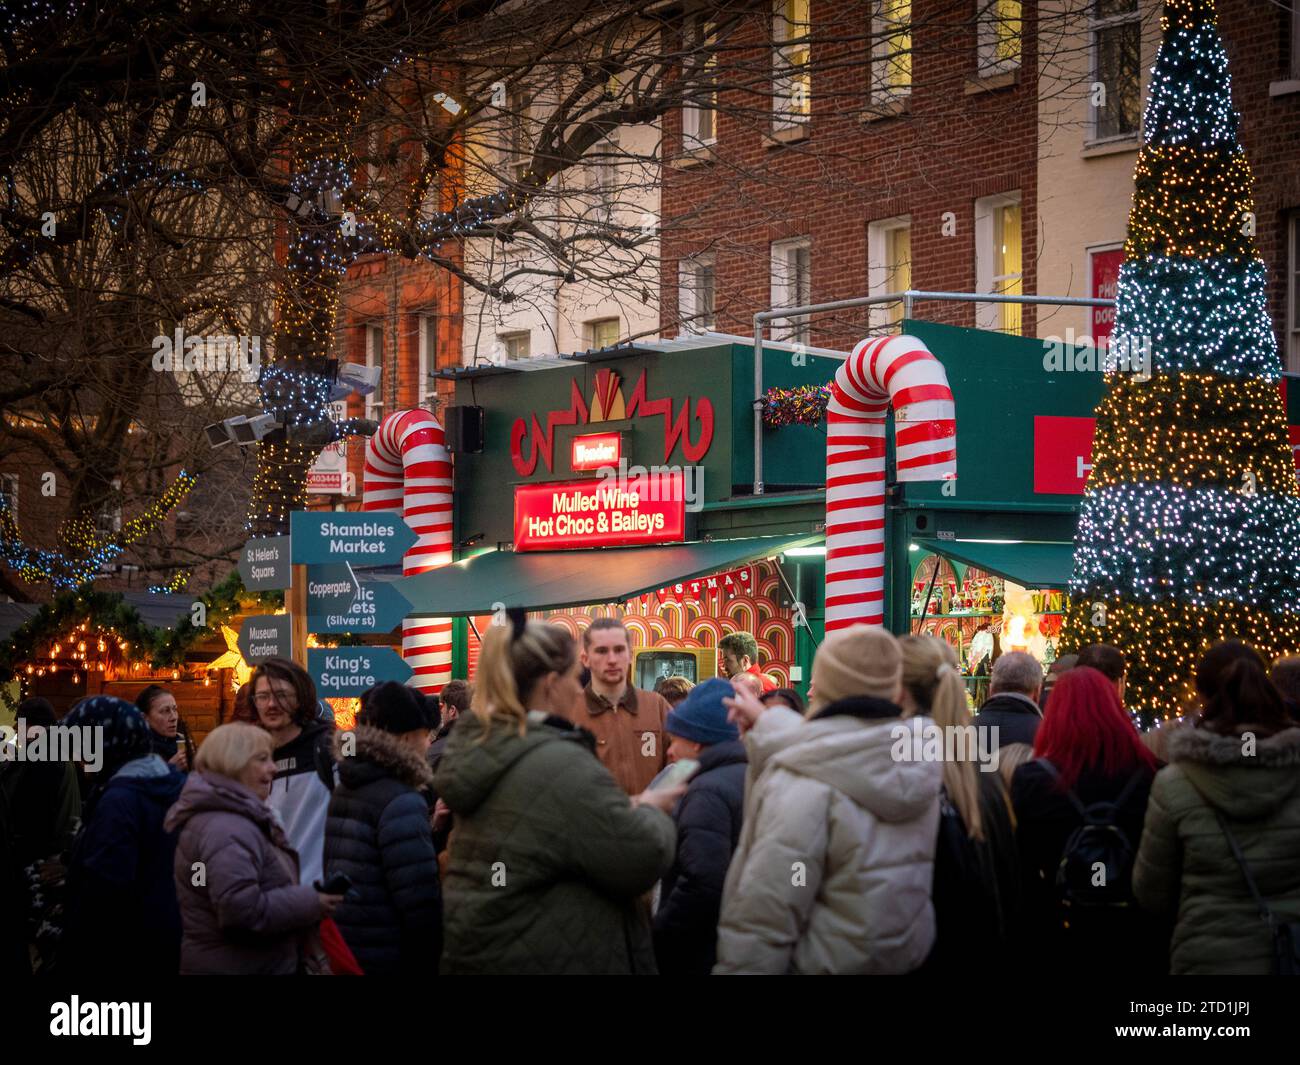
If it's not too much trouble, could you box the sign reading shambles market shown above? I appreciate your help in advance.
[290,510,417,567]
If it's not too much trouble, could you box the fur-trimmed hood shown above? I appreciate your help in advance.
[334,724,434,792]
[1167,724,1300,820]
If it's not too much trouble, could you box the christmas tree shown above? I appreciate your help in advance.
[1061,0,1300,723]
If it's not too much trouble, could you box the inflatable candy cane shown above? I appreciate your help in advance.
[824,335,956,631]
[363,409,454,690]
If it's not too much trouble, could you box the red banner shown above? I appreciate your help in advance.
[1090,247,1124,342]
[514,475,685,551]
[1034,415,1097,495]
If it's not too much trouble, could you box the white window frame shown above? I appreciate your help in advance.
[97,478,123,539]
[872,0,912,103]
[365,323,385,422]
[977,0,1022,77]
[1,473,17,524]
[683,16,719,149]
[417,314,433,408]
[498,331,531,362]
[590,132,619,225]
[1288,212,1300,373]
[773,0,812,130]
[1089,0,1142,144]
[679,255,717,333]
[771,238,812,345]
[867,216,912,330]
[974,192,1023,334]
[587,317,621,349]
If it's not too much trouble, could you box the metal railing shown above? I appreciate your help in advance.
[750,290,1117,496]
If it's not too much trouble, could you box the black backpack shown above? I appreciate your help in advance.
[1039,760,1144,908]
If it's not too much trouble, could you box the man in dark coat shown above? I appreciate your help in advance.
[653,677,747,975]
[974,651,1044,749]
[324,683,442,975]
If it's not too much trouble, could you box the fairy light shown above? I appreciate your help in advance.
[1062,0,1300,724]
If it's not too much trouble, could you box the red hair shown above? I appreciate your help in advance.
[1033,666,1156,791]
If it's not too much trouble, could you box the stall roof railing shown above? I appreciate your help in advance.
[749,290,1119,497]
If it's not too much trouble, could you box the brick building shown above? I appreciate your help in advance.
[660,0,1042,348]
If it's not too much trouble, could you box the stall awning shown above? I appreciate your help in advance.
[913,538,1076,589]
[399,534,822,616]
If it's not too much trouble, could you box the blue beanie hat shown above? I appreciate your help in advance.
[63,696,152,775]
[665,677,740,746]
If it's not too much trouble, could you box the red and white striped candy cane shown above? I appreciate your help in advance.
[825,335,956,631]
[363,409,454,691]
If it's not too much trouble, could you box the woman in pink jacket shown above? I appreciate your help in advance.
[165,724,342,974]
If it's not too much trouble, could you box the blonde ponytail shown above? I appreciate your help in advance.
[899,634,986,842]
[473,619,576,738]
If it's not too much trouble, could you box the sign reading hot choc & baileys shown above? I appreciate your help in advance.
[514,475,685,551]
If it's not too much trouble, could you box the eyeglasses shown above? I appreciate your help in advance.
[252,690,296,706]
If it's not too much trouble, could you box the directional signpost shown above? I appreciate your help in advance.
[308,578,411,635]
[290,511,417,567]
[305,564,362,614]
[309,646,413,697]
[237,536,292,591]
[237,615,292,665]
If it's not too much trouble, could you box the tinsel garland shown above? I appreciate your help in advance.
[761,384,832,428]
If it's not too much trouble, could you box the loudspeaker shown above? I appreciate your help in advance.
[444,405,485,453]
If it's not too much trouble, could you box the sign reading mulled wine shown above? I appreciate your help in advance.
[514,474,686,551]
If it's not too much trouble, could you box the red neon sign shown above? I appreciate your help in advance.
[571,432,622,471]
[514,475,686,551]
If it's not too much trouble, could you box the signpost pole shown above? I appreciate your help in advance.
[289,564,308,669]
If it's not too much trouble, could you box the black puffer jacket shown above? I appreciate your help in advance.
[653,739,747,975]
[323,726,442,975]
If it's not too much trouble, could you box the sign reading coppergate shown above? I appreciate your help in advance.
[514,475,686,551]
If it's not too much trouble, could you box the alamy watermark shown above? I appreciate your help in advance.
[152,327,262,382]
[1043,329,1151,382]
[0,718,103,773]
[890,721,1000,774]
[596,460,705,513]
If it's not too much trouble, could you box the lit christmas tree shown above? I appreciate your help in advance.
[1061,0,1300,724]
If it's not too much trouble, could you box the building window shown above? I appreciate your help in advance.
[679,256,717,333]
[773,0,811,129]
[683,17,718,149]
[978,0,1022,76]
[498,331,531,361]
[1288,212,1300,372]
[587,318,621,349]
[1091,0,1141,142]
[1,473,17,523]
[365,323,385,422]
[507,89,533,181]
[418,314,434,407]
[873,0,912,102]
[590,133,619,224]
[975,193,1023,335]
[867,217,912,330]
[771,238,812,344]
[96,478,123,540]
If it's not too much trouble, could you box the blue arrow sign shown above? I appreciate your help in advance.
[290,510,417,567]
[309,646,412,697]
[305,564,361,613]
[308,579,411,634]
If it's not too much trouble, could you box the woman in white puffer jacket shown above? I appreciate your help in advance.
[713,625,942,975]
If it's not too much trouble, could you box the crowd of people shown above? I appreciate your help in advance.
[3,615,1300,976]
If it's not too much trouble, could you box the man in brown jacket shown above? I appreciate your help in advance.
[567,618,670,794]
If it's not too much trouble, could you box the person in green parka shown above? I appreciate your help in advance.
[1133,641,1300,975]
[432,610,681,974]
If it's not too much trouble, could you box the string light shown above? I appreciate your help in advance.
[1061,0,1300,723]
